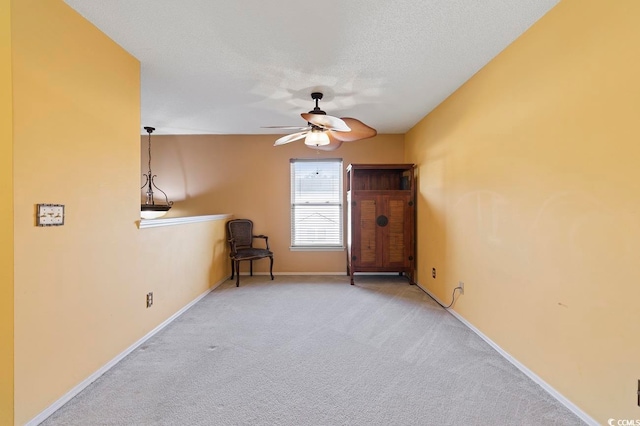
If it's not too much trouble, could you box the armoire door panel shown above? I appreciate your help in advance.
[387,198,405,264]
[380,196,408,267]
[359,199,377,265]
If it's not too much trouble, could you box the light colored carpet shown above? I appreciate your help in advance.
[42,275,585,425]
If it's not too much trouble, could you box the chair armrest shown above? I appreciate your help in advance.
[227,237,238,255]
[253,235,270,250]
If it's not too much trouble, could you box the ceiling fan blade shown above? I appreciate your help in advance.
[262,126,311,131]
[330,117,377,142]
[274,131,308,146]
[312,133,344,151]
[301,113,351,132]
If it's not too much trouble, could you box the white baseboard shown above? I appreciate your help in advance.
[27,277,228,426]
[416,282,597,426]
[236,272,404,276]
[235,272,347,276]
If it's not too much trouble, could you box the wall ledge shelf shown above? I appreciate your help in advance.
[138,214,232,229]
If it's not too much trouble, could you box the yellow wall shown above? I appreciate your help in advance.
[0,0,14,423]
[11,1,230,424]
[144,133,405,273]
[405,0,640,421]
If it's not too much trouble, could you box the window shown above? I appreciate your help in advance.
[290,159,343,249]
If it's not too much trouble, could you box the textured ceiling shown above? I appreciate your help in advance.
[63,0,559,136]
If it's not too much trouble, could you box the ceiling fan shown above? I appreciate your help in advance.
[265,92,377,151]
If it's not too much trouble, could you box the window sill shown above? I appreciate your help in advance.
[290,246,345,252]
[138,214,232,229]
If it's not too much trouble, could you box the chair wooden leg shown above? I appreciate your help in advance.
[250,260,253,276]
[235,260,240,287]
[230,259,235,280]
[269,256,274,280]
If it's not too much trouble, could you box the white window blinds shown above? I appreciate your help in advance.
[290,159,343,248]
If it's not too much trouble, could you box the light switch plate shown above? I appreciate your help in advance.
[36,204,65,226]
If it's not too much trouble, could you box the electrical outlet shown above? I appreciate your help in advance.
[459,281,464,295]
[146,292,153,308]
[432,268,436,278]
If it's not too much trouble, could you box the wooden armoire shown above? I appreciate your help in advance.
[346,164,415,285]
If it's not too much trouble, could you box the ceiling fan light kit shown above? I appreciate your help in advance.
[304,128,330,147]
[268,92,377,151]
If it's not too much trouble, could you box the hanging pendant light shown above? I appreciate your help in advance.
[140,126,173,219]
